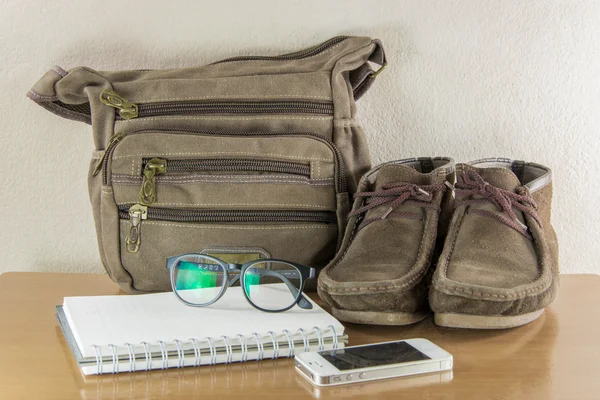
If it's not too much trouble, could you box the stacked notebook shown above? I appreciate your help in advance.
[57,286,346,375]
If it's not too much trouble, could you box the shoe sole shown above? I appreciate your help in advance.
[331,308,429,326]
[434,309,544,329]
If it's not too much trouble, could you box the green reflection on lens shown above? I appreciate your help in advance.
[244,271,261,295]
[176,260,218,290]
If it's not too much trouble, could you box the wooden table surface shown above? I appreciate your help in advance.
[0,272,598,400]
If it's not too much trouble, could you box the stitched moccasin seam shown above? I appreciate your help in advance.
[434,189,552,300]
[320,208,435,293]
[434,207,552,300]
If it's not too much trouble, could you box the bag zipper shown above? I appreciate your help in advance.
[138,158,312,206]
[100,90,333,121]
[92,131,126,176]
[211,36,348,64]
[119,204,336,253]
[119,205,336,223]
[94,129,347,193]
[144,158,311,176]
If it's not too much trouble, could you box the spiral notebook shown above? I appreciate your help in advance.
[56,286,346,375]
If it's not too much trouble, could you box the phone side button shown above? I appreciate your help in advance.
[359,372,366,379]
[346,374,353,381]
[332,376,342,382]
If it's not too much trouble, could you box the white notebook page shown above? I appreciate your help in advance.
[62,285,344,359]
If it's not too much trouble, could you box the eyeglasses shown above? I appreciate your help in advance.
[165,254,316,312]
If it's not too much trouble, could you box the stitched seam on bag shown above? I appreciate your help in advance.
[51,66,68,77]
[112,174,333,183]
[114,177,334,183]
[116,202,331,209]
[112,178,334,186]
[133,221,337,230]
[118,116,333,123]
[112,179,333,187]
[27,89,57,101]
[128,94,332,102]
[112,152,332,162]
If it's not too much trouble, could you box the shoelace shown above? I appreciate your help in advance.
[455,169,541,238]
[349,182,447,223]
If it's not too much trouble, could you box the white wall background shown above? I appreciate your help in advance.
[0,0,598,275]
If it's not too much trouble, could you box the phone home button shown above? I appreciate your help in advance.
[346,374,353,381]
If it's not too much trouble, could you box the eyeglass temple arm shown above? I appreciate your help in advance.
[229,268,313,310]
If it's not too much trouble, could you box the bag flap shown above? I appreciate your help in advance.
[27,36,386,129]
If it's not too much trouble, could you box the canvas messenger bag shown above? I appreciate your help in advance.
[28,36,386,293]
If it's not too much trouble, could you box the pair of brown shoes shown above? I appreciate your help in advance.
[318,157,559,329]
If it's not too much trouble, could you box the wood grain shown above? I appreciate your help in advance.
[0,272,598,399]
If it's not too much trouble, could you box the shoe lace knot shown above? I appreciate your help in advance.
[349,181,447,220]
[455,170,541,237]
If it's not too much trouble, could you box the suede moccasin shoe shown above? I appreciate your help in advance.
[430,158,559,329]
[318,157,455,325]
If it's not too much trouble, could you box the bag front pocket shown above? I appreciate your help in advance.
[118,205,338,292]
[112,157,334,208]
[98,129,345,292]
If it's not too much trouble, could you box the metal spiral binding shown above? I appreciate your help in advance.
[266,331,279,359]
[141,341,152,371]
[297,328,310,353]
[124,343,136,372]
[252,333,265,361]
[237,334,248,362]
[312,326,325,352]
[221,336,233,364]
[189,338,202,366]
[282,329,295,357]
[205,337,217,365]
[174,340,185,368]
[327,325,339,350]
[92,345,103,375]
[108,344,119,374]
[158,341,169,369]
[89,325,341,374]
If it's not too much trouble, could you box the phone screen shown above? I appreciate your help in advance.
[319,341,430,371]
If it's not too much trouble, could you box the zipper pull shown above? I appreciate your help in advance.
[139,158,167,205]
[92,131,126,176]
[125,204,147,253]
[99,90,139,120]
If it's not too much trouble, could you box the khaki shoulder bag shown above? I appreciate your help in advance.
[28,36,386,293]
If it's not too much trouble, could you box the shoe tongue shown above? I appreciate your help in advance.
[466,165,521,192]
[373,164,432,190]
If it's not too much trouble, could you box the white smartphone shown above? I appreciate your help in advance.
[295,338,453,387]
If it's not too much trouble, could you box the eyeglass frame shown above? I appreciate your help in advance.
[165,253,316,313]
